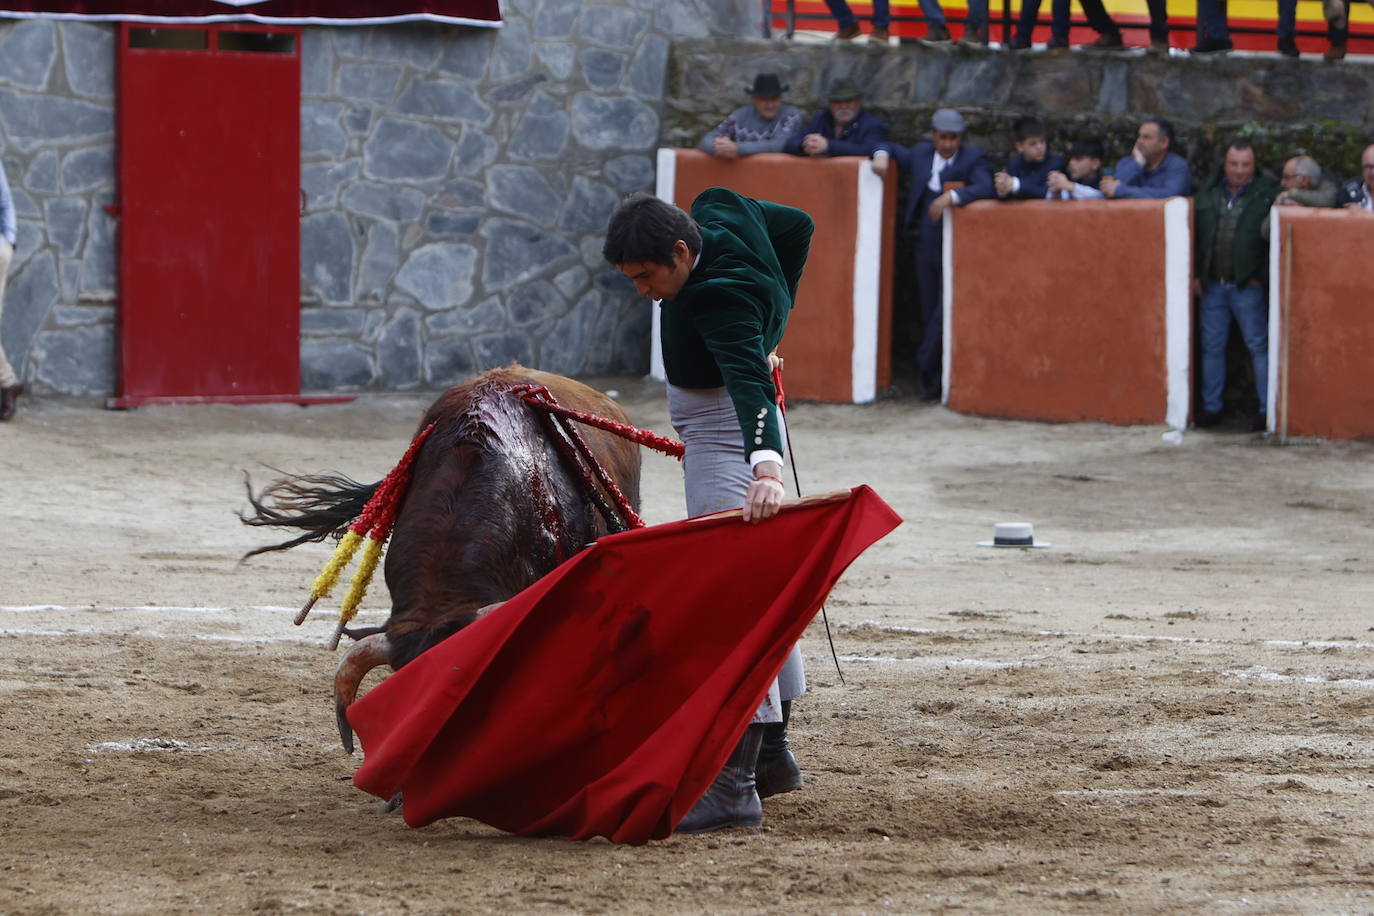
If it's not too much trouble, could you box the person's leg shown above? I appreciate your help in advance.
[1231,283,1269,414]
[0,240,16,391]
[667,384,779,832]
[1198,282,1232,417]
[964,0,988,34]
[1277,0,1297,42]
[1049,0,1072,39]
[823,0,858,29]
[1197,0,1231,42]
[1077,0,1118,32]
[1145,0,1170,43]
[914,234,944,397]
[917,0,947,27]
[871,0,891,28]
[1014,0,1043,41]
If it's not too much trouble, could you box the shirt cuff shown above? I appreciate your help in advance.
[748,449,784,470]
[949,189,961,205]
[1011,176,1022,194]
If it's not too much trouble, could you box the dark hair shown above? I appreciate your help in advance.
[1013,116,1047,143]
[602,193,702,267]
[1143,118,1175,149]
[1226,136,1255,156]
[1068,138,1104,160]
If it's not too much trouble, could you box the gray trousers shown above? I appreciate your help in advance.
[667,384,806,725]
[0,241,16,389]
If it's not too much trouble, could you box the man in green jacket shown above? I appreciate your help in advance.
[604,188,814,833]
[1193,139,1279,432]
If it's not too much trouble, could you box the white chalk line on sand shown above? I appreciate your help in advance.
[1226,666,1374,688]
[844,620,1374,651]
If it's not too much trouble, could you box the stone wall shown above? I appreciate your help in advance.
[665,39,1374,181]
[0,0,759,397]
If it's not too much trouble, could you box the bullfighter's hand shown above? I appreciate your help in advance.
[767,349,783,373]
[743,460,785,524]
[927,191,953,221]
[712,136,739,159]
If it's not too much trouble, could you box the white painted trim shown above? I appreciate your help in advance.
[1163,197,1191,430]
[0,12,503,25]
[940,207,953,404]
[850,164,883,404]
[648,148,676,382]
[1267,207,1283,434]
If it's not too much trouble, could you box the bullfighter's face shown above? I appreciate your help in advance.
[617,239,694,302]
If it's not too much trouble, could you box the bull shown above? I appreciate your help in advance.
[242,365,641,752]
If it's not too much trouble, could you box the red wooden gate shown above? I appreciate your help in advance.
[114,22,338,406]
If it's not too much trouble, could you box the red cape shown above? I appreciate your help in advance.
[348,485,901,844]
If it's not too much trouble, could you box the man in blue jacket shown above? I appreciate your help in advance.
[784,77,888,159]
[1101,119,1192,200]
[872,108,993,400]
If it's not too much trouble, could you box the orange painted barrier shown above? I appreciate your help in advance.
[656,150,896,404]
[1270,208,1374,441]
[945,198,1192,427]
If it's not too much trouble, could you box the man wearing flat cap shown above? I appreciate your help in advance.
[783,77,888,159]
[699,73,804,160]
[872,108,993,401]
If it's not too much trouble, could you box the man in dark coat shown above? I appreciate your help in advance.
[783,76,888,159]
[872,108,993,400]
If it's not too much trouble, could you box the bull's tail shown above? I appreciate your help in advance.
[239,470,380,559]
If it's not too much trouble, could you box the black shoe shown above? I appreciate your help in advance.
[1277,37,1300,57]
[675,725,764,834]
[960,25,988,46]
[0,383,23,422]
[1250,412,1268,433]
[755,700,804,799]
[1080,31,1124,50]
[1006,34,1032,50]
[1045,34,1070,51]
[919,24,952,45]
[1195,410,1222,429]
[1190,37,1233,54]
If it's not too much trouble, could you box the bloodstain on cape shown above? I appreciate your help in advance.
[347,485,901,845]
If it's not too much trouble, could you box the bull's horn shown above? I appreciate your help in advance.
[333,633,391,754]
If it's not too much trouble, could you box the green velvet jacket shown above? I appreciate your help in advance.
[661,187,814,458]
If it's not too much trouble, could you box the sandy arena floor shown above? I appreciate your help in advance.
[2,378,1373,915]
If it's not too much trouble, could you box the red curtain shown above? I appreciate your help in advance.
[0,2,499,25]
[347,486,902,845]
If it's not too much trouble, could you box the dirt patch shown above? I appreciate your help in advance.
[3,380,1373,914]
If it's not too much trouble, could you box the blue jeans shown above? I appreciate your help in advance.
[825,0,892,28]
[1196,0,1230,41]
[1199,280,1267,414]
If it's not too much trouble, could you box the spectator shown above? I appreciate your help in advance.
[1192,0,1234,54]
[1192,139,1280,432]
[784,77,888,159]
[1007,0,1170,52]
[871,108,993,401]
[1100,119,1192,199]
[0,156,20,422]
[994,116,1066,200]
[1046,139,1106,199]
[698,74,803,160]
[1275,156,1341,208]
[1341,144,1374,210]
